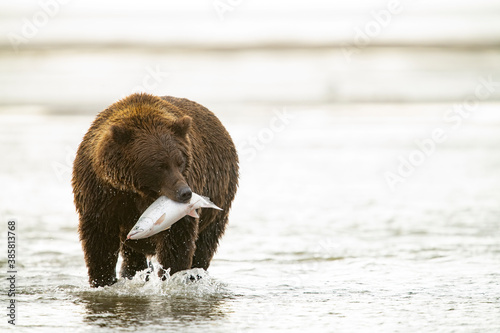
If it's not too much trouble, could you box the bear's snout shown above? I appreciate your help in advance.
[177,186,192,203]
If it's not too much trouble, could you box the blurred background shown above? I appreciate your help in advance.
[1,1,500,332]
[1,0,500,109]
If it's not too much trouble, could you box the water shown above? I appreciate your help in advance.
[1,103,499,332]
[2,1,500,329]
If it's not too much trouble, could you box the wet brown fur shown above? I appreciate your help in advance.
[72,93,239,287]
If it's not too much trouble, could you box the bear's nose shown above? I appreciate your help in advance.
[177,186,192,203]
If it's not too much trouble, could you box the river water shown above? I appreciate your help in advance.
[1,103,499,332]
[1,1,500,330]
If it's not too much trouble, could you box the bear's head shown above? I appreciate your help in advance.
[95,113,193,203]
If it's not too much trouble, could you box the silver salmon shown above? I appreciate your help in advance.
[126,193,222,240]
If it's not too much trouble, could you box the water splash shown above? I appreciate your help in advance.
[77,266,229,299]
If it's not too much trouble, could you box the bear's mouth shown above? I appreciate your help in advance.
[138,186,161,199]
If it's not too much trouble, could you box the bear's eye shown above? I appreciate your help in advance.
[157,163,168,171]
[177,158,185,169]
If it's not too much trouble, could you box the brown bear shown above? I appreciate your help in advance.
[72,93,238,288]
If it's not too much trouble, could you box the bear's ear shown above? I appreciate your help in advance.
[110,125,134,144]
[172,116,192,137]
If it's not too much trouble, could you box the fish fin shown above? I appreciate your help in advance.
[188,209,200,218]
[200,196,223,210]
[154,213,166,226]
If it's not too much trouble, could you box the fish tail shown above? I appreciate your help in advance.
[200,196,223,210]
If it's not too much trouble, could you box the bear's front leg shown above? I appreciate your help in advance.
[155,216,198,277]
[192,214,228,270]
[119,245,148,279]
[79,215,120,288]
